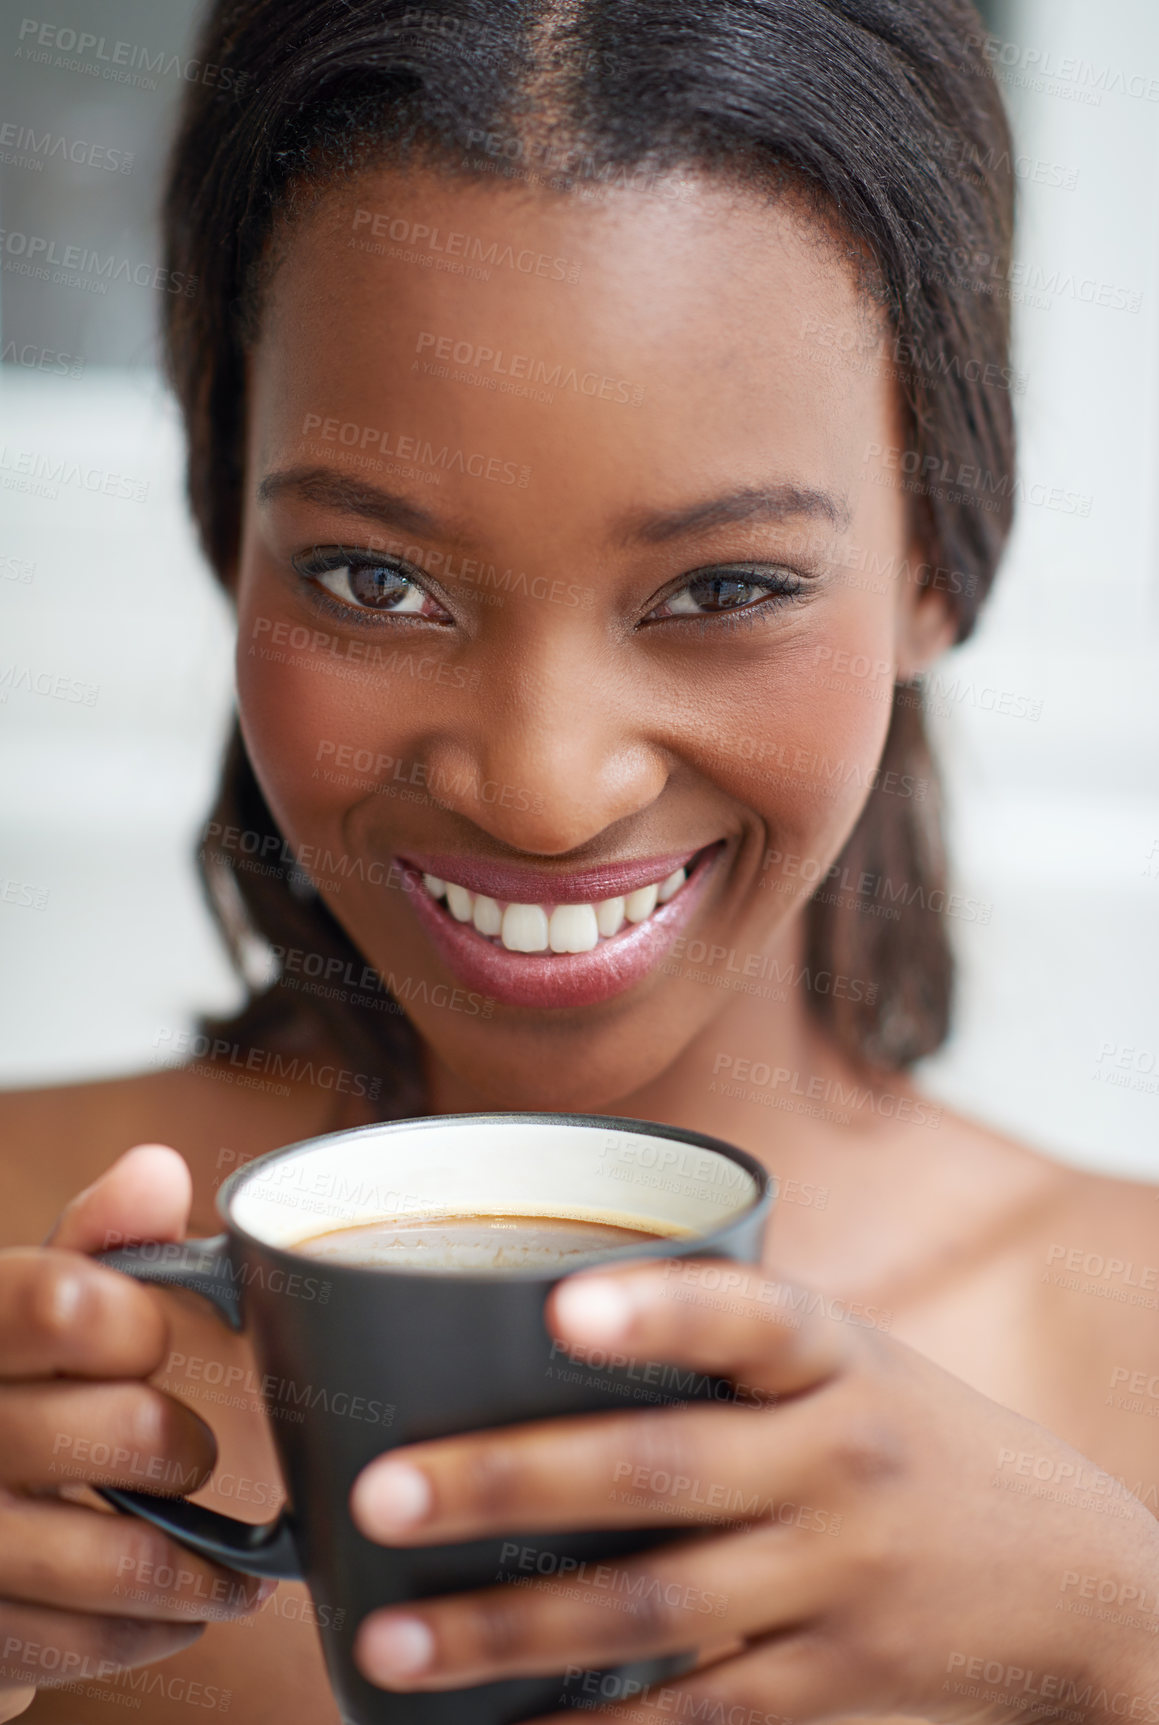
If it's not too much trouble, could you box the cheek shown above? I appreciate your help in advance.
[235,591,376,852]
[691,596,896,875]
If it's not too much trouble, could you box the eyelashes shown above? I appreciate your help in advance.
[646,567,805,623]
[292,548,452,622]
[290,546,808,629]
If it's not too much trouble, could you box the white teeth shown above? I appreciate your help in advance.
[420,859,697,952]
[595,896,625,937]
[624,882,659,923]
[501,903,549,952]
[446,882,474,923]
[657,867,686,903]
[549,903,600,953]
[472,894,503,937]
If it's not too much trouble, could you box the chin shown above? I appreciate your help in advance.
[413,1013,689,1116]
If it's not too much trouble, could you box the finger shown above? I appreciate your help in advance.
[0,1597,205,1690]
[546,1259,856,1395]
[47,1144,192,1256]
[519,1631,890,1725]
[353,1524,829,1691]
[0,1687,36,1720]
[0,1249,170,1380]
[352,1402,831,1544]
[0,1381,216,1491]
[0,1491,271,1622]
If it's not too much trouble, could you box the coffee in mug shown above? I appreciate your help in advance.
[296,1211,686,1271]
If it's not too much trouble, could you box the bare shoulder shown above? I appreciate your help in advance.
[930,1100,1157,1259]
[0,1060,366,1246]
[935,1104,1159,1460]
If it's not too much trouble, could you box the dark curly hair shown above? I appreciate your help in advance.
[161,0,1016,1111]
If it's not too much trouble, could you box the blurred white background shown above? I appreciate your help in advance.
[1,0,1157,1174]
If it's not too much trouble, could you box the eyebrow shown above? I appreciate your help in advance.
[615,483,852,545]
[257,466,852,547]
[256,467,446,538]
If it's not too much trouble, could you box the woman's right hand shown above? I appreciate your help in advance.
[0,1144,269,1721]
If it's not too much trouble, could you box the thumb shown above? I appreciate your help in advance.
[46,1143,194,1255]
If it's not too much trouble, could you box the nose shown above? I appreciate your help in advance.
[421,631,670,856]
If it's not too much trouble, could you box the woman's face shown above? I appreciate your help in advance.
[236,166,951,1108]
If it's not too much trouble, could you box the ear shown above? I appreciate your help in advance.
[894,548,959,681]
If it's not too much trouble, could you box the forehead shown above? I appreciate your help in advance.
[248,165,896,524]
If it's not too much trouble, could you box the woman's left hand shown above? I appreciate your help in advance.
[348,1260,1159,1722]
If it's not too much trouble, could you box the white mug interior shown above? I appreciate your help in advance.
[228,1117,760,1266]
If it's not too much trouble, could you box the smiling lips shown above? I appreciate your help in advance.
[397,844,723,1010]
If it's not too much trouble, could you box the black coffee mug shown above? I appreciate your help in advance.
[97,1112,772,1724]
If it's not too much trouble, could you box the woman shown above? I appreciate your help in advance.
[3,0,1157,1720]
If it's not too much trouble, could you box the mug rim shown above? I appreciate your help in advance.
[215,1111,772,1281]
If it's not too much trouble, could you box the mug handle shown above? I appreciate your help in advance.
[94,1238,301,1580]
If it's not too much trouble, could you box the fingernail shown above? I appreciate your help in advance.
[554,1276,633,1342]
[357,1461,432,1535]
[254,1578,280,1603]
[363,1614,435,1681]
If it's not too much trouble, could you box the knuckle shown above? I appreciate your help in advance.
[458,1441,522,1518]
[825,1411,908,1486]
[610,1418,700,1503]
[466,1592,531,1663]
[20,1260,90,1347]
[96,1614,160,1670]
[116,1520,175,1589]
[606,1568,678,1647]
[120,1385,170,1457]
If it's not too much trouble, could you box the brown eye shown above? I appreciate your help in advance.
[343,563,423,610]
[294,549,450,619]
[651,567,803,620]
[667,574,765,613]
